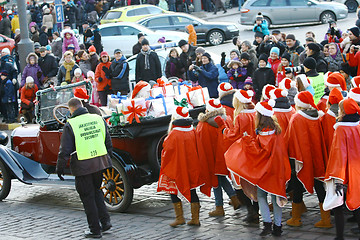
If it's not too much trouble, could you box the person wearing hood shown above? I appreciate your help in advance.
[240,40,258,67]
[186,24,197,46]
[221,49,240,73]
[305,43,328,74]
[51,32,63,59]
[21,53,43,88]
[62,29,80,54]
[189,52,219,98]
[110,49,129,95]
[324,43,346,72]
[252,54,275,102]
[135,38,161,82]
[92,24,103,55]
[95,51,112,106]
[285,34,304,67]
[57,51,79,85]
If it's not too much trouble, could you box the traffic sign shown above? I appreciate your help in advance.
[54,0,62,5]
[55,5,64,23]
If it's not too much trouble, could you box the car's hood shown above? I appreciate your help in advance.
[153,30,189,38]
[203,21,235,26]
[314,1,347,9]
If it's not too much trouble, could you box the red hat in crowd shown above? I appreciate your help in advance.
[343,98,360,115]
[100,51,109,57]
[348,87,360,102]
[295,91,319,110]
[351,76,360,88]
[262,84,276,100]
[270,88,288,99]
[131,81,150,99]
[173,106,189,119]
[88,45,96,53]
[206,98,222,112]
[325,72,346,91]
[74,88,89,100]
[328,88,343,105]
[234,89,253,103]
[217,82,233,99]
[297,74,312,89]
[279,78,296,90]
[255,100,275,117]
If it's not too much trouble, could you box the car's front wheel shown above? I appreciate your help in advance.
[102,159,133,212]
[320,11,336,24]
[346,0,358,12]
[208,30,224,46]
[0,160,11,200]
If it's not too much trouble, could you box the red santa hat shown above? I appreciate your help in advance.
[206,98,222,112]
[131,81,151,99]
[262,84,276,100]
[279,78,296,90]
[297,74,312,89]
[234,89,254,103]
[351,76,360,88]
[325,72,346,91]
[217,82,233,99]
[348,87,360,103]
[343,98,360,115]
[269,88,288,99]
[255,100,275,117]
[74,88,89,100]
[323,71,333,82]
[328,88,343,105]
[294,91,319,110]
[173,106,189,119]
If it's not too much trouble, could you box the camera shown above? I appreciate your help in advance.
[285,65,304,74]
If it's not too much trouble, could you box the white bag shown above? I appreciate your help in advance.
[323,179,344,211]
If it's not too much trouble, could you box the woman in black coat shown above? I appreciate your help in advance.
[92,25,103,55]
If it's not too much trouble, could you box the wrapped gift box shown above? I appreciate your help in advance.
[118,98,147,124]
[146,94,176,118]
[107,93,127,110]
[174,81,191,97]
[150,78,175,97]
[186,87,210,107]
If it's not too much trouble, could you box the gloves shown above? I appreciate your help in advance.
[102,66,110,75]
[335,183,345,196]
[214,116,226,128]
[335,30,341,39]
[221,52,226,58]
[98,77,103,82]
[56,168,65,181]
[37,71,42,79]
[193,65,201,71]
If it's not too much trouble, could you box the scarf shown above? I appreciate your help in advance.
[63,60,75,83]
[140,49,151,70]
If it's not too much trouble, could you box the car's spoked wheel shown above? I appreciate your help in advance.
[0,161,11,200]
[208,30,224,46]
[321,11,335,24]
[101,160,133,212]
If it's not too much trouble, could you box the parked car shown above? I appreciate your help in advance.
[100,4,171,25]
[334,0,359,12]
[98,22,188,57]
[240,0,348,26]
[136,13,239,46]
[0,34,15,55]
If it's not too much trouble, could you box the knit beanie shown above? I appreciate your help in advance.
[307,42,321,52]
[178,39,188,48]
[195,47,206,55]
[258,53,268,63]
[285,34,296,41]
[303,57,317,70]
[349,27,360,38]
[230,49,240,58]
[240,52,250,60]
[202,52,211,61]
[141,38,150,46]
[281,52,291,63]
[270,47,280,56]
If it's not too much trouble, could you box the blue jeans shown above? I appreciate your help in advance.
[169,3,176,11]
[238,0,244,10]
[213,176,236,206]
[257,187,282,226]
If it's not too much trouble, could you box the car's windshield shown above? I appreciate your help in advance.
[103,11,122,20]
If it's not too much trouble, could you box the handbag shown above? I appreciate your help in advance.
[323,179,344,211]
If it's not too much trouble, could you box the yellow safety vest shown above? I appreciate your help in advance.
[308,73,324,105]
[67,113,108,160]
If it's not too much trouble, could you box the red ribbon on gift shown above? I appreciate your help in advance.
[153,78,172,96]
[186,86,206,107]
[121,100,146,124]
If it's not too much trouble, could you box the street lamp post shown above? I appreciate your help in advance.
[17,0,34,73]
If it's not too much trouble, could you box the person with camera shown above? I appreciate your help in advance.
[252,13,269,36]
[188,52,219,98]
[258,34,285,57]
[348,43,360,76]
[179,39,197,80]
[323,21,342,44]
[340,27,360,54]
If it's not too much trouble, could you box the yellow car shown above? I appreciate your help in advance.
[100,5,171,24]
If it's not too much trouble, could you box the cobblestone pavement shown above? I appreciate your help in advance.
[1,180,359,240]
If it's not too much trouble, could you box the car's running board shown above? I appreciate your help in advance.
[26,174,75,186]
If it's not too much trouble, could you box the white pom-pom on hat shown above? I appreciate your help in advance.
[234,90,252,103]
[206,98,222,112]
[173,106,189,119]
[247,90,254,97]
[268,99,276,107]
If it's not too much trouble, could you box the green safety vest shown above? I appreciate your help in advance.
[308,73,324,105]
[68,113,108,160]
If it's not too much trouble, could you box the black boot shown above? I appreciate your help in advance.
[101,221,112,232]
[259,222,272,236]
[84,230,102,239]
[244,205,259,224]
[272,224,283,237]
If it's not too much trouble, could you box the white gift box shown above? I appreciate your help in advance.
[150,84,175,97]
[146,95,176,118]
[107,94,128,110]
[186,87,210,107]
[117,98,147,124]
[174,83,191,97]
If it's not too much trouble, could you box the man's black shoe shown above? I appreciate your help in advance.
[101,222,112,232]
[84,230,102,239]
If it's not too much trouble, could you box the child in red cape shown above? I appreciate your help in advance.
[224,100,291,237]
[157,106,211,227]
[218,82,236,123]
[324,98,360,240]
[196,99,241,217]
[285,91,331,228]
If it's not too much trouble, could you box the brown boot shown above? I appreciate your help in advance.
[286,202,303,227]
[314,203,333,228]
[209,206,225,217]
[169,202,185,227]
[187,202,200,226]
[290,201,307,216]
[230,195,241,210]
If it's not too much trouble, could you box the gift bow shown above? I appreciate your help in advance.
[146,94,168,115]
[177,82,191,95]
[174,98,188,107]
[156,78,165,87]
[109,112,122,126]
[186,86,206,106]
[121,100,146,124]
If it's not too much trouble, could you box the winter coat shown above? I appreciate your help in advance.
[89,53,99,72]
[241,48,258,67]
[285,40,304,67]
[0,59,17,81]
[188,61,219,98]
[1,78,16,103]
[180,45,197,78]
[39,30,48,46]
[57,62,79,85]
[135,51,162,82]
[11,15,19,34]
[21,53,43,88]
[325,51,346,72]
[42,10,53,30]
[93,29,103,54]
[64,5,77,25]
[252,67,275,101]
[95,59,112,92]
[79,59,92,76]
[20,85,38,106]
[259,40,286,57]
[0,17,12,38]
[39,53,59,78]
[132,42,142,55]
[165,57,185,79]
[56,107,112,177]
[83,28,93,46]
[309,52,328,73]
[186,24,197,46]
[110,55,129,92]
[252,20,270,36]
[51,37,63,59]
[62,29,80,53]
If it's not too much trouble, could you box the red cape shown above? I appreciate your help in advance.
[325,122,360,210]
[223,105,234,123]
[157,126,209,202]
[225,131,291,199]
[223,109,256,145]
[285,111,328,193]
[274,107,295,139]
[320,110,336,156]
